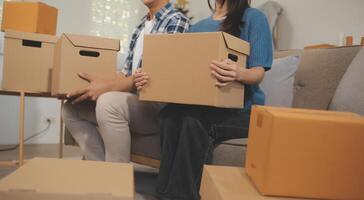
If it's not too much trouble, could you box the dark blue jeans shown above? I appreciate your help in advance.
[156,104,250,200]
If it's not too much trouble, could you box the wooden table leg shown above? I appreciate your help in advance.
[18,91,25,167]
[59,100,65,158]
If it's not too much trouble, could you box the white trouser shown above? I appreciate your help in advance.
[62,91,163,162]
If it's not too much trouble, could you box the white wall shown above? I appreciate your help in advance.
[189,0,364,50]
[253,0,364,50]
[189,0,212,24]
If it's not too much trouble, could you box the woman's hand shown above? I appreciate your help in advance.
[133,69,149,91]
[210,59,239,87]
[210,59,266,86]
[67,73,113,104]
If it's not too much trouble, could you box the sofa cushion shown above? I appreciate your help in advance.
[329,47,364,115]
[274,50,302,59]
[292,46,362,110]
[213,141,247,167]
[261,56,300,107]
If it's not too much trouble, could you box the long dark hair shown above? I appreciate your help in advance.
[208,0,250,37]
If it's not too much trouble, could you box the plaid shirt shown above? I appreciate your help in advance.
[121,3,190,76]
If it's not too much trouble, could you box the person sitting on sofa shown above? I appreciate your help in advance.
[62,0,190,162]
[134,0,273,199]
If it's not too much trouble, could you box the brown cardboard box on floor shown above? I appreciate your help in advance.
[51,34,120,96]
[1,1,58,35]
[200,165,305,200]
[2,30,58,92]
[139,32,250,108]
[0,157,134,200]
[246,105,364,200]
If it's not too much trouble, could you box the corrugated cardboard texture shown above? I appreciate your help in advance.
[246,106,364,200]
[139,32,250,108]
[0,158,134,200]
[200,166,304,200]
[1,1,58,35]
[65,34,120,51]
[51,34,119,96]
[2,30,57,92]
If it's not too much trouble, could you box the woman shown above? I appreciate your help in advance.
[134,0,273,199]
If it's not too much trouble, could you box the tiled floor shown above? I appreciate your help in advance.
[0,144,158,200]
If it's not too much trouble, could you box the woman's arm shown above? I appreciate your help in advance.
[210,59,265,87]
[134,69,149,91]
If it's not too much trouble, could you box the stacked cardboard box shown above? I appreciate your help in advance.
[140,32,250,108]
[1,1,58,92]
[0,158,134,200]
[246,106,364,199]
[1,2,119,95]
[2,1,58,35]
[201,106,364,200]
[2,30,58,92]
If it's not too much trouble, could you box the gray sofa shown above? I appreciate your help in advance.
[66,46,364,168]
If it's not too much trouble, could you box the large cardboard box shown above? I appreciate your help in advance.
[246,106,364,200]
[139,32,250,108]
[2,30,57,92]
[0,157,134,200]
[1,1,58,35]
[201,165,305,200]
[51,34,120,96]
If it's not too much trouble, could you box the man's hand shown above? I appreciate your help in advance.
[67,73,113,104]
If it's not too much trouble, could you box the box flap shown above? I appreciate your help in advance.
[254,105,364,122]
[64,34,120,51]
[222,32,250,56]
[5,30,58,43]
[0,158,133,199]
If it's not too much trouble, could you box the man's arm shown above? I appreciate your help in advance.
[67,72,135,104]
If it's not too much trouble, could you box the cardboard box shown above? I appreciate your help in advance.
[0,157,134,200]
[139,32,250,108]
[51,34,120,96]
[2,30,57,92]
[200,165,305,200]
[246,106,364,200]
[1,1,58,35]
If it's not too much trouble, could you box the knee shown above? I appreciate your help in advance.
[95,92,129,123]
[181,116,203,135]
[182,115,211,141]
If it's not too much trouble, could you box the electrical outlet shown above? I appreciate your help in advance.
[41,116,56,125]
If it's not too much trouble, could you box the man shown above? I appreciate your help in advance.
[62,0,190,162]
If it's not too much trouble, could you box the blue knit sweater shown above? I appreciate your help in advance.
[189,8,273,112]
